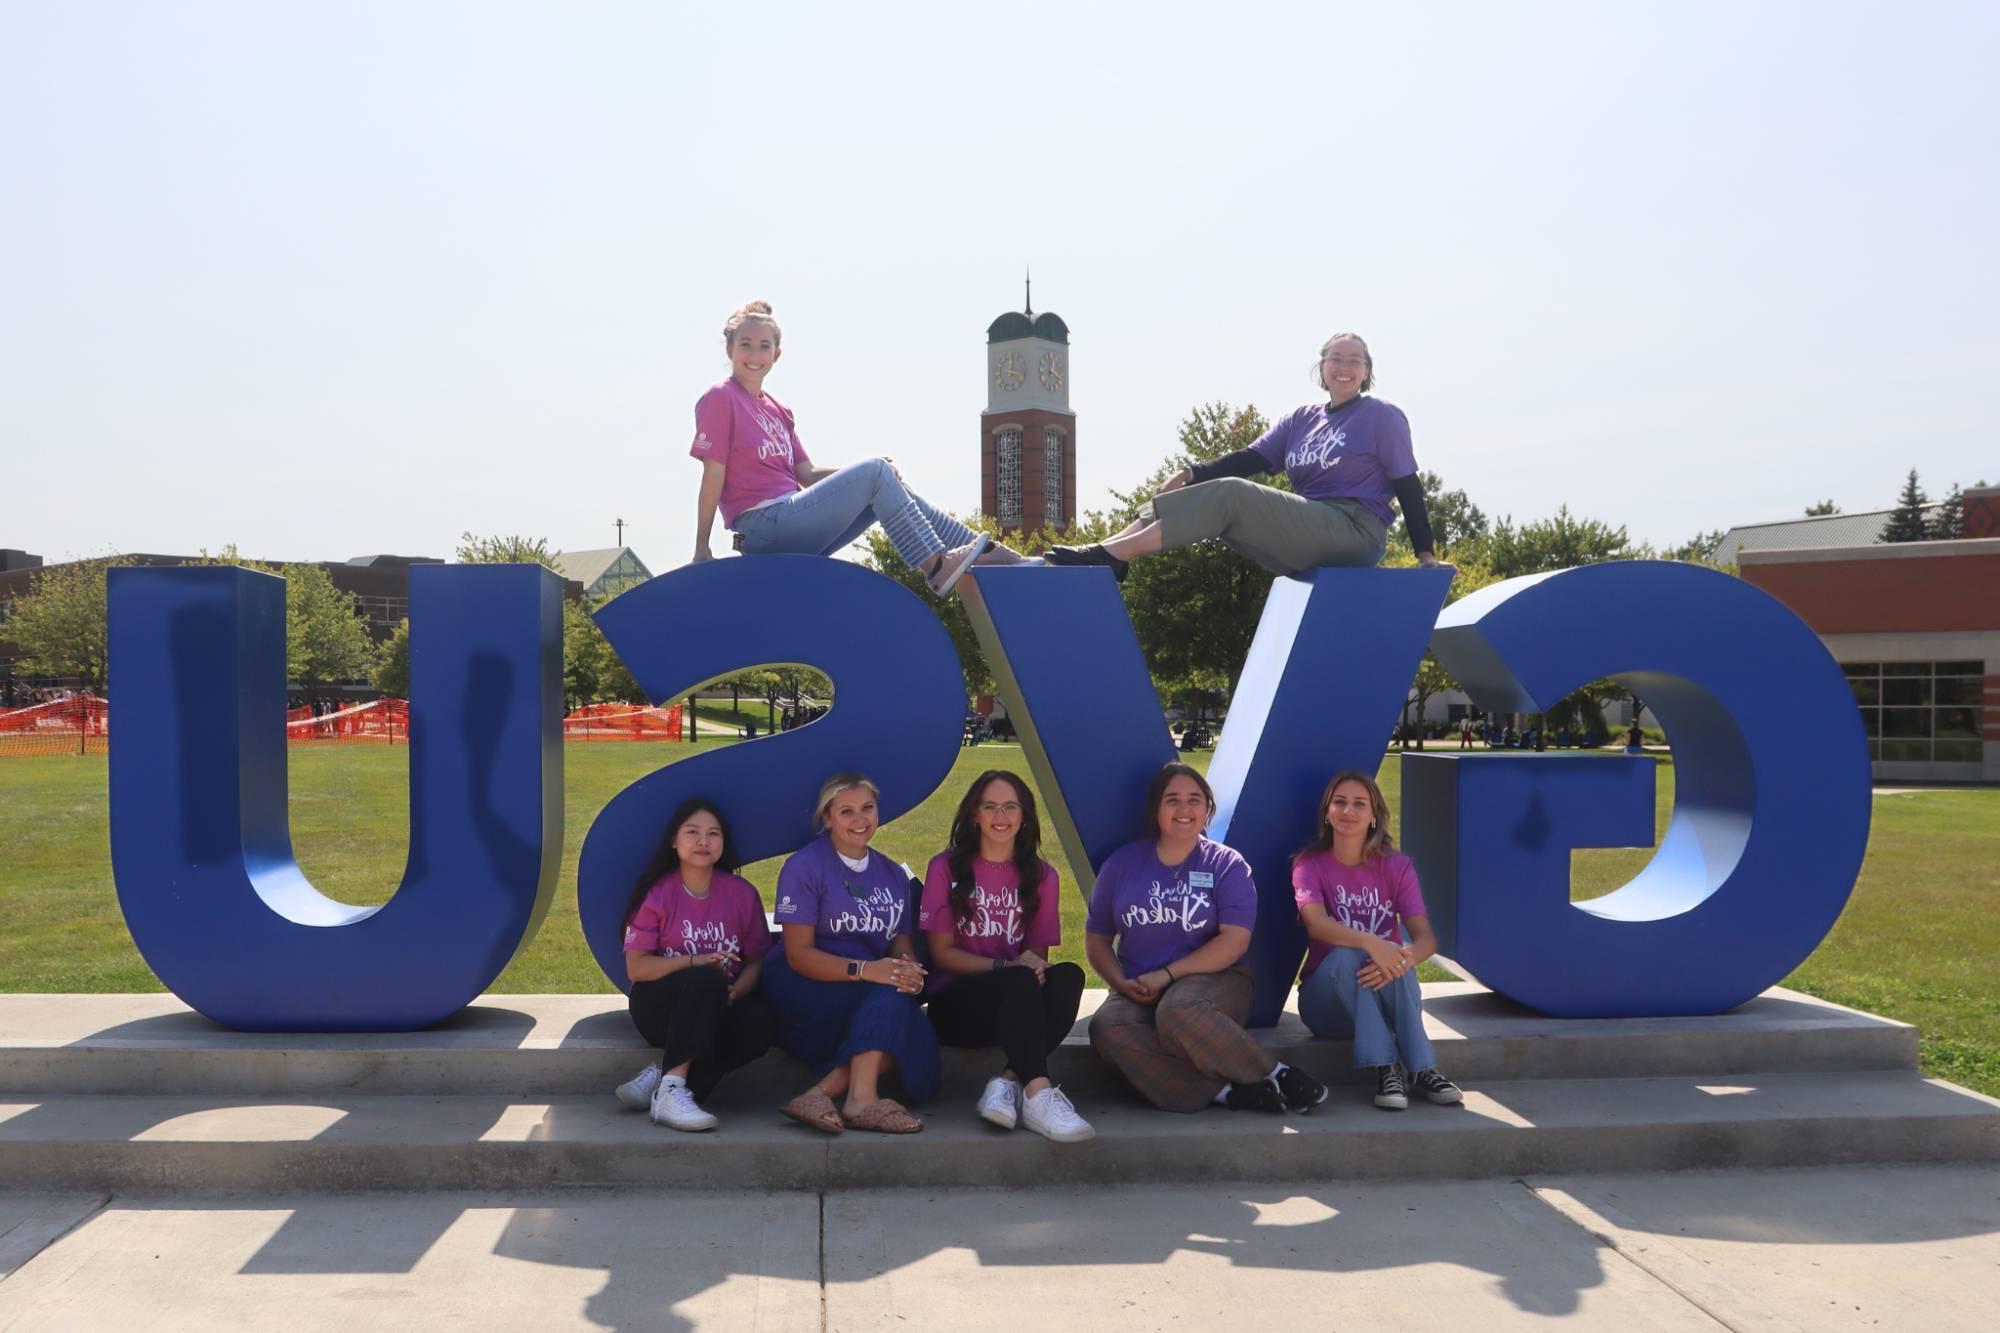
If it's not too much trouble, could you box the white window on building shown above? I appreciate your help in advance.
[1843,660,1987,764]
[997,428,1023,528]
[1043,429,1065,530]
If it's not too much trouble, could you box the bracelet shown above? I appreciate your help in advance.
[1163,965,1175,982]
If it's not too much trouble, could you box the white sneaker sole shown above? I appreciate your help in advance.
[615,1079,657,1111]
[1422,1088,1463,1106]
[654,1115,719,1132]
[979,1102,1019,1131]
[1024,1119,1096,1144]
[1374,1095,1409,1111]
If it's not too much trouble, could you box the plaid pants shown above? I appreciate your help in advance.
[1088,966,1271,1113]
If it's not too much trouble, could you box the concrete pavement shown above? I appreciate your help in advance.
[4,1167,1999,1331]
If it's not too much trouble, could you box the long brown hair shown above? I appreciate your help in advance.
[1294,769,1394,866]
[944,770,1045,927]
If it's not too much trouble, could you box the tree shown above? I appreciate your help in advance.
[1804,500,1840,517]
[283,562,381,695]
[1880,469,1931,543]
[1116,403,1277,704]
[1473,506,1636,578]
[456,533,559,567]
[561,597,643,707]
[1665,529,1727,565]
[1929,483,1965,540]
[4,556,131,692]
[373,618,410,697]
[1385,470,1488,560]
[1395,553,1498,744]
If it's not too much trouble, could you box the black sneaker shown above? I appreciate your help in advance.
[1373,1065,1408,1111]
[1043,543,1129,583]
[1221,1078,1285,1113]
[1272,1063,1328,1114]
[1410,1068,1462,1105]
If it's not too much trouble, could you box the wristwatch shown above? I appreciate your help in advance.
[846,959,864,980]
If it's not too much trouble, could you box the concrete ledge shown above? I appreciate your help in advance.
[0,1071,1994,1194]
[0,985,1918,1099]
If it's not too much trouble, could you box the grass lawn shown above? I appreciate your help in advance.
[3,744,1995,1094]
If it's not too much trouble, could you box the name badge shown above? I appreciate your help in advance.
[1188,871,1214,889]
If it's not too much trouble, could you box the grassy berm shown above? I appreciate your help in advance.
[3,743,1995,1095]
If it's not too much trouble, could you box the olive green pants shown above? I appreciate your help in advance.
[1146,478,1388,576]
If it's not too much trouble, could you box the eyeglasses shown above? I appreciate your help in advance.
[978,802,1022,816]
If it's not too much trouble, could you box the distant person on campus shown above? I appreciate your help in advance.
[1292,771,1462,1112]
[1085,763,1328,1116]
[762,773,939,1134]
[921,770,1095,1143]
[1625,721,1645,755]
[688,300,1027,595]
[613,797,778,1131]
[1045,333,1451,581]
[1458,717,1473,750]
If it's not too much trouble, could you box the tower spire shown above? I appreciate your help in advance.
[1024,266,1032,316]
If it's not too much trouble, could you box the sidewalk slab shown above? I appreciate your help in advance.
[0,985,1918,1099]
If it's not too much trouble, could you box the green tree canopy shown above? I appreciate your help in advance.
[282,562,381,692]
[373,618,410,697]
[1881,469,1932,543]
[456,532,559,567]
[1804,499,1840,516]
[4,556,131,692]
[1473,506,1636,578]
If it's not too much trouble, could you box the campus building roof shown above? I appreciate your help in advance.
[1716,506,1950,566]
[552,546,653,600]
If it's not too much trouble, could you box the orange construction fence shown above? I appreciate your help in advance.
[0,692,109,756]
[562,702,684,742]
[285,698,410,745]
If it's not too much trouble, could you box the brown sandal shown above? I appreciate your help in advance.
[842,1098,923,1134]
[780,1089,844,1135]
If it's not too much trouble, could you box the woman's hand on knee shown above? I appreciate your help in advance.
[1356,939,1414,991]
[1155,467,1191,497]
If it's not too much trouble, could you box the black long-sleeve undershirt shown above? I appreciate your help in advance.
[1183,451,1438,555]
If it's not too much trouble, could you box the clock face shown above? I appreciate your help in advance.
[1038,350,1066,392]
[993,350,1026,392]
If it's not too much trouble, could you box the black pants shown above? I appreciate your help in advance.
[925,961,1086,1086]
[627,966,778,1100]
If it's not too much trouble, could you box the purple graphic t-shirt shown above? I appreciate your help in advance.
[1291,849,1428,981]
[690,378,813,527]
[622,870,773,982]
[1250,397,1416,525]
[918,853,1062,993]
[772,835,913,962]
[1085,837,1257,978]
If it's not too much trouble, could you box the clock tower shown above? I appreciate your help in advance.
[981,284,1075,535]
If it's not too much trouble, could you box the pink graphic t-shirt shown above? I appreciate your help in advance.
[1291,849,1428,982]
[622,869,773,982]
[918,853,1062,992]
[690,378,812,526]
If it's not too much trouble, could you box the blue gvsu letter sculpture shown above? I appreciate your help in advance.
[106,556,1869,1031]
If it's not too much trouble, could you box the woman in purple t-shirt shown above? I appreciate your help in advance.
[1084,763,1328,1115]
[689,299,1029,596]
[760,772,941,1135]
[922,770,1095,1143]
[1292,770,1463,1111]
[612,797,778,1131]
[1046,333,1451,581]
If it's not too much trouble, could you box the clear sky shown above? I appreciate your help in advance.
[4,1,1995,568]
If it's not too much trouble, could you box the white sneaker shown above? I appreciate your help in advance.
[650,1076,718,1131]
[1022,1085,1095,1144]
[929,534,991,596]
[615,1063,662,1110]
[977,1075,1021,1130]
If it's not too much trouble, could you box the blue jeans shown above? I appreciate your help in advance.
[1297,946,1437,1071]
[732,457,976,570]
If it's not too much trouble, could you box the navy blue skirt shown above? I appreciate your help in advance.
[760,953,942,1105]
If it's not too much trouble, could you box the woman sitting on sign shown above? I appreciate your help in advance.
[1085,762,1328,1115]
[689,299,1028,596]
[921,770,1095,1143]
[761,772,940,1134]
[613,797,778,1132]
[1046,333,1450,580]
[1292,771,1462,1111]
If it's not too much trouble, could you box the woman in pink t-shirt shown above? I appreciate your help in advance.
[1291,770,1462,1111]
[612,797,777,1131]
[688,299,1027,596]
[921,770,1095,1143]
